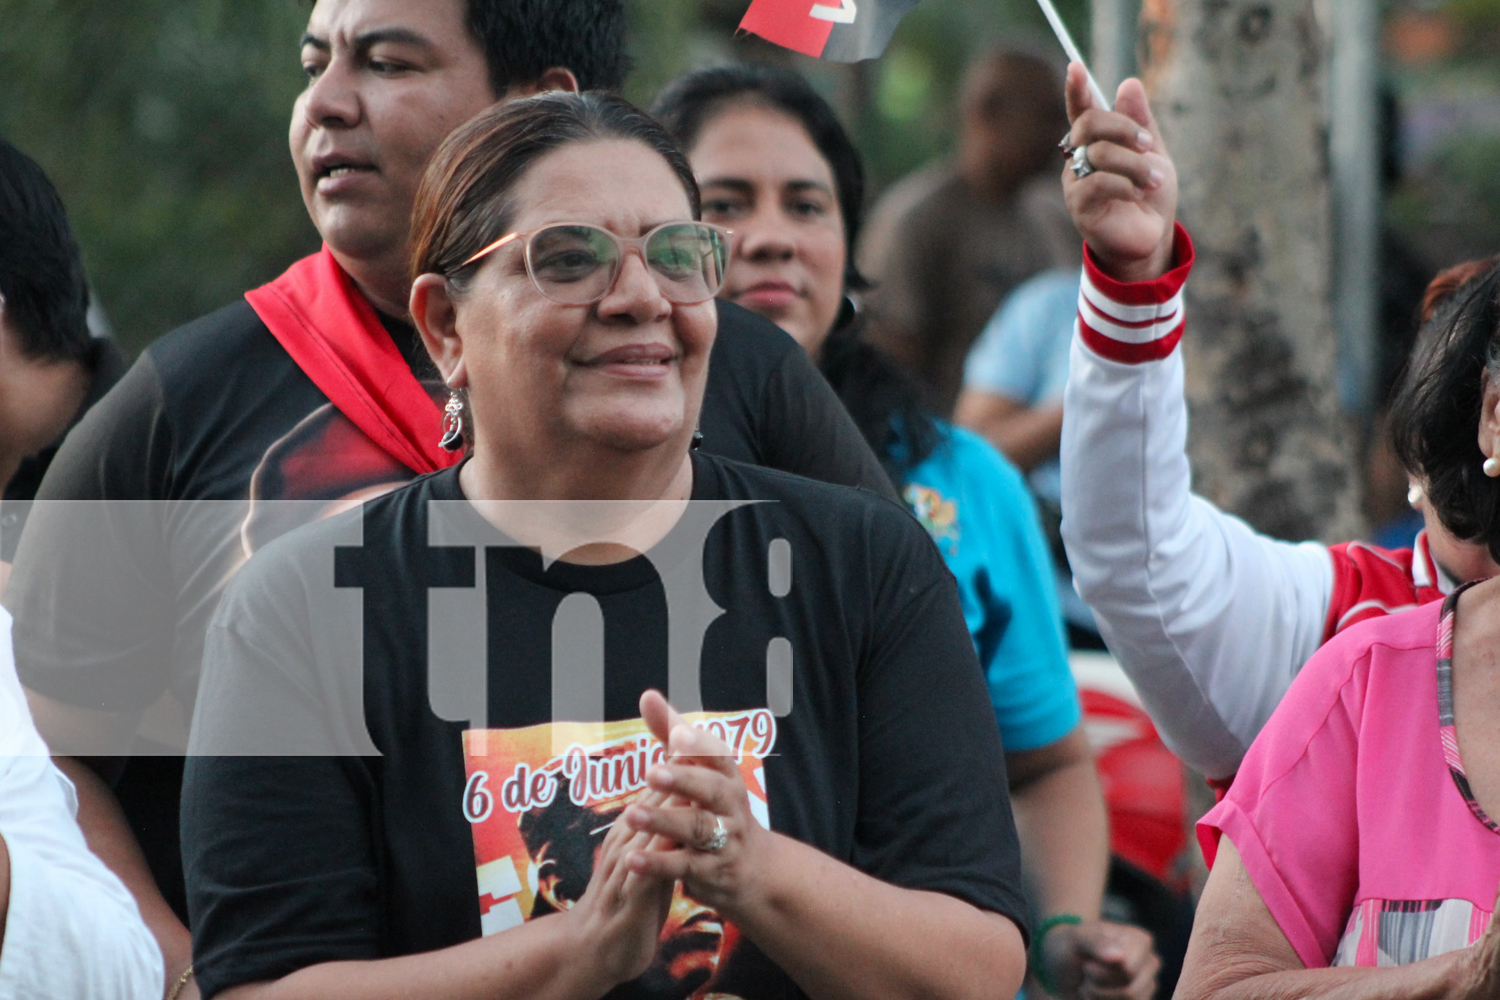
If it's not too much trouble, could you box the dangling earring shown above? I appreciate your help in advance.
[438,392,466,452]
[691,428,704,451]
[1485,456,1500,479]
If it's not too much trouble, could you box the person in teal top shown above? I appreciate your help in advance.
[958,268,1107,647]
[656,63,1161,1000]
[900,422,1077,751]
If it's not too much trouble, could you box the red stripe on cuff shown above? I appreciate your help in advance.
[1079,314,1185,364]
[1082,223,1196,307]
[1085,305,1180,330]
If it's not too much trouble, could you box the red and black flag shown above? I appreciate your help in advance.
[738,0,924,61]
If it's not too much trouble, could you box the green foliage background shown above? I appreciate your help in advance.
[0,0,1086,354]
[1384,1,1500,274]
[0,1,319,353]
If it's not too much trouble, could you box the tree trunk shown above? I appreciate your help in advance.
[1137,0,1364,543]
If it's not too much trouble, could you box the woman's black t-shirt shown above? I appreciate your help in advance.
[181,454,1026,1000]
[6,298,894,921]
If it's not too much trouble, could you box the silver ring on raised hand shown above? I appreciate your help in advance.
[1070,144,1096,180]
[1058,131,1077,159]
[698,816,729,853]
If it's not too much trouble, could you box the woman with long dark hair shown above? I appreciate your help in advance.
[654,64,1158,1000]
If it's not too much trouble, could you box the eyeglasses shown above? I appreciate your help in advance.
[460,221,733,305]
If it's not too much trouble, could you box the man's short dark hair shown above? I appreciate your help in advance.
[0,137,92,363]
[466,0,631,95]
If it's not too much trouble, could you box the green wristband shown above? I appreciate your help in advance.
[1030,913,1083,996]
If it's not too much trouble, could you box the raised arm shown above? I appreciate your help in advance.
[1057,66,1334,779]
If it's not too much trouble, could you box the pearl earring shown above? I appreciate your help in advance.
[1407,483,1424,507]
[1485,457,1500,478]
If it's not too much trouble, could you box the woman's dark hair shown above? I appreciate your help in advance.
[653,64,939,486]
[0,136,92,363]
[1390,257,1500,561]
[653,63,868,293]
[411,91,700,287]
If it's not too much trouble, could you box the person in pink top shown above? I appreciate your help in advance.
[1194,594,1500,980]
[1056,62,1500,995]
[1179,259,1500,993]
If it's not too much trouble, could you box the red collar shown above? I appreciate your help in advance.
[246,247,460,475]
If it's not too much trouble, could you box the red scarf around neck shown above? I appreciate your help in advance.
[245,246,460,476]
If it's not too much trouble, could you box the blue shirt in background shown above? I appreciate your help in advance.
[961,269,1101,637]
[900,422,1080,752]
[962,269,1079,508]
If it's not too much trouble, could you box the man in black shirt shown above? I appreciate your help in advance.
[5,1,890,993]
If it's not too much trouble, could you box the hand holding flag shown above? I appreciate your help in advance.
[1061,64,1178,285]
[1035,0,1111,109]
[737,0,1113,98]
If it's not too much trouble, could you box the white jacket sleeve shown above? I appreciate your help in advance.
[1059,226,1334,780]
[0,606,163,1000]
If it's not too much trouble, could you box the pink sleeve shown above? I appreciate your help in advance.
[1196,631,1369,969]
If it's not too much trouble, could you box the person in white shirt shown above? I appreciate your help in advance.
[0,604,162,999]
[1055,64,1500,783]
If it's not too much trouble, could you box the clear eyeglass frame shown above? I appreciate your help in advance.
[458,221,734,306]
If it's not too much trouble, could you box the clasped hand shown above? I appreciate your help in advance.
[562,690,770,992]
[1043,919,1160,1000]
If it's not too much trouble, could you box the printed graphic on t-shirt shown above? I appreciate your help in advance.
[240,386,446,556]
[462,712,776,998]
[904,483,959,555]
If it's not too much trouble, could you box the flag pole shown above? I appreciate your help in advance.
[1034,0,1112,110]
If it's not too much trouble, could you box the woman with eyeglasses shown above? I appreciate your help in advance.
[653,65,1160,1000]
[180,93,1028,1000]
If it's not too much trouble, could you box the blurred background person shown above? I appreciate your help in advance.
[953,267,1103,648]
[0,137,126,597]
[858,46,1081,416]
[0,604,163,999]
[656,63,1159,1000]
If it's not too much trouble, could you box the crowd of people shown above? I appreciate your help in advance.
[3,0,1500,998]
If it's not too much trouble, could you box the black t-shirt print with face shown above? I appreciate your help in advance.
[182,454,1027,1000]
[514,775,731,999]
